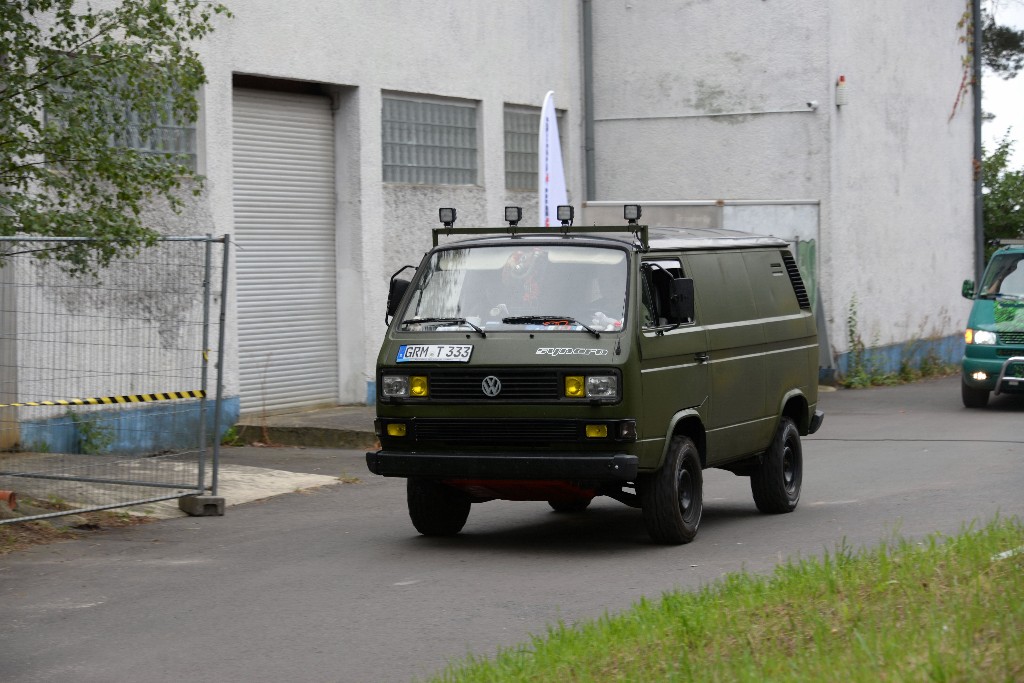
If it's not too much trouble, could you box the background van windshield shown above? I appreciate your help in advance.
[401,245,627,332]
[981,253,1024,298]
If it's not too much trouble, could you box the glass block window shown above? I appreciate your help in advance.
[115,104,197,171]
[382,96,478,185]
[45,84,197,171]
[504,105,566,192]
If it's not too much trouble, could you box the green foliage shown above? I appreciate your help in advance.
[841,297,957,389]
[0,0,230,275]
[429,518,1024,682]
[983,132,1024,259]
[67,409,114,455]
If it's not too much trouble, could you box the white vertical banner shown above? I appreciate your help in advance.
[539,91,567,227]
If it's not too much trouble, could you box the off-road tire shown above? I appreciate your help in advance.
[407,478,471,536]
[639,436,703,545]
[548,499,592,513]
[961,379,990,409]
[751,417,802,514]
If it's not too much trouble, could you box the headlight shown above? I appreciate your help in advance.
[586,375,618,398]
[968,329,997,345]
[381,375,428,398]
[381,375,409,397]
[564,374,618,398]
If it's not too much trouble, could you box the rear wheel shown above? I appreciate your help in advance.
[548,499,592,513]
[639,436,703,545]
[961,379,990,408]
[751,417,802,513]
[407,478,471,536]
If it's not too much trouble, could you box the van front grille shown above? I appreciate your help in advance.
[1000,332,1024,345]
[425,369,561,401]
[413,418,580,443]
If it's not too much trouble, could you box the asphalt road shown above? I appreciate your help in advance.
[2,376,1022,682]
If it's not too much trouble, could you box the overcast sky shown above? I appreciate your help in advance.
[982,2,1024,164]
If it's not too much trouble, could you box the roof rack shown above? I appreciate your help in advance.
[993,238,1024,247]
[431,224,649,250]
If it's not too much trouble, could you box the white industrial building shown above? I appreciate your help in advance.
[123,0,977,415]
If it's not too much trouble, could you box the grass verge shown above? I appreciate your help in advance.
[428,517,1024,682]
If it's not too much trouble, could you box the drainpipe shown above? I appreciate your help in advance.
[582,0,596,201]
[973,0,984,281]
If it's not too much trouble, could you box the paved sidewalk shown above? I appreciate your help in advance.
[234,404,377,449]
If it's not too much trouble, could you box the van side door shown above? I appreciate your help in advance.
[682,250,768,465]
[636,257,709,468]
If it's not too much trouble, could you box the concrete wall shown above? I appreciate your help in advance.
[588,0,974,365]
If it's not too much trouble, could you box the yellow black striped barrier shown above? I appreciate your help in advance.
[0,390,205,408]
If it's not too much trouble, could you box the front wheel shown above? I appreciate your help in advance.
[751,417,802,514]
[639,436,703,545]
[407,478,471,536]
[961,379,989,409]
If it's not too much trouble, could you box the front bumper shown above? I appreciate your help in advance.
[963,355,1024,394]
[366,450,638,481]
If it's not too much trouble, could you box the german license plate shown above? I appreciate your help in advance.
[397,344,473,362]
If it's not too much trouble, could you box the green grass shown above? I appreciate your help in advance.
[427,518,1024,682]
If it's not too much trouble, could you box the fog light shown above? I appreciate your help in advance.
[972,371,988,381]
[410,376,429,397]
[565,376,585,398]
[619,420,637,440]
[585,424,608,438]
[386,423,407,437]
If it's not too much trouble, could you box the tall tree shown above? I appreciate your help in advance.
[983,133,1024,254]
[983,2,1024,78]
[0,0,229,273]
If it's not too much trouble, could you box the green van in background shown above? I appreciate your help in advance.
[366,205,824,545]
[961,239,1024,408]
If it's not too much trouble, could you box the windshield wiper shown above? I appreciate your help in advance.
[502,315,601,338]
[400,317,486,337]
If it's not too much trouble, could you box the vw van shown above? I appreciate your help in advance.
[961,239,1024,408]
[366,206,824,544]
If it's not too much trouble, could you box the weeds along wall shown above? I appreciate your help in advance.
[0,237,237,454]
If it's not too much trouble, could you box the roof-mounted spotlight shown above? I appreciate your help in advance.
[439,207,457,228]
[624,204,642,225]
[504,206,522,227]
[557,205,574,227]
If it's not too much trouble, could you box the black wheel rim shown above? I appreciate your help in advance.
[678,466,694,517]
[782,441,797,494]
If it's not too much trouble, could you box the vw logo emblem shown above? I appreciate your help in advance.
[481,375,502,397]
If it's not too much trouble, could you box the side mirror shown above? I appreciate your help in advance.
[386,265,417,323]
[962,279,975,299]
[668,277,695,323]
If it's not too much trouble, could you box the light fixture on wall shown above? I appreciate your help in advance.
[836,75,849,107]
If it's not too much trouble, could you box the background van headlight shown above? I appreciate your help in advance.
[967,329,997,345]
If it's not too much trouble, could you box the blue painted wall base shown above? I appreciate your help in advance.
[20,397,241,455]
[830,334,963,384]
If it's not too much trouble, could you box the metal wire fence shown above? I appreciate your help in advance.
[0,236,228,523]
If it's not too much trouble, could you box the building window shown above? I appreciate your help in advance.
[504,104,566,192]
[46,83,197,171]
[116,102,197,171]
[382,96,478,185]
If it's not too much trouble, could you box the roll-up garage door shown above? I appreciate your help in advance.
[232,88,339,413]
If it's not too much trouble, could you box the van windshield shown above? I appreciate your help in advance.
[400,245,628,333]
[980,253,1024,299]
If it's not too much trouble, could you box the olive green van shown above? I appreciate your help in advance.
[960,239,1024,408]
[366,205,824,544]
